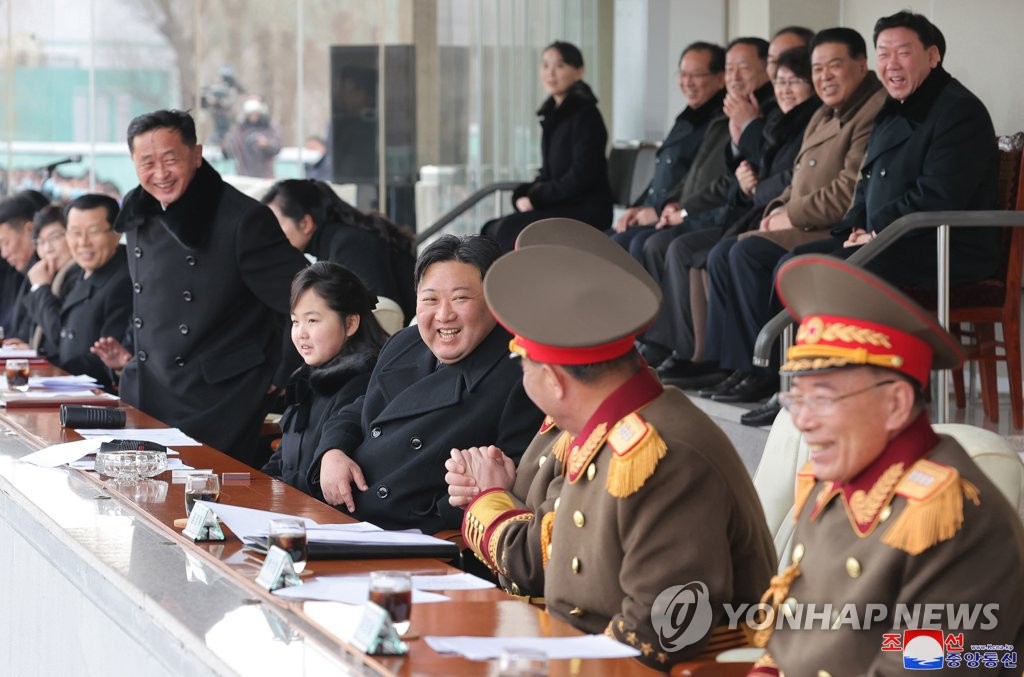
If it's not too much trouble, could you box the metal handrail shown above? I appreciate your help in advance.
[751,210,1024,420]
[414,181,520,246]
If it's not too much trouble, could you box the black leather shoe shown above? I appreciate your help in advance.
[698,370,746,399]
[712,374,779,403]
[658,356,720,380]
[636,342,671,369]
[740,394,782,427]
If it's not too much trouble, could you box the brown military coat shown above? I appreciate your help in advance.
[741,73,886,251]
[758,427,1024,676]
[546,382,775,670]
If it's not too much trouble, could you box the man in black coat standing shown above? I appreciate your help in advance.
[308,235,544,533]
[114,109,307,466]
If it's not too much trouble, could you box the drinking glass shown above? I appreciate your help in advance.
[268,518,308,574]
[6,358,30,391]
[497,648,548,676]
[184,473,221,516]
[368,570,412,636]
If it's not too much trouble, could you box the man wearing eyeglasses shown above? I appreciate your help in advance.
[748,254,1024,677]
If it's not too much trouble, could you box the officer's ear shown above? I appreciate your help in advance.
[543,363,569,401]
[882,377,917,433]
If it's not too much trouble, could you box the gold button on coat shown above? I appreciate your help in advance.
[879,505,892,522]
[538,455,547,468]
[846,557,862,578]
[554,498,561,511]
[792,543,805,564]
[571,557,581,573]
[818,671,832,677]
[572,511,585,528]
[569,607,584,617]
[586,464,597,481]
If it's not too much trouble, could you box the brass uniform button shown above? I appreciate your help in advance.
[586,464,597,481]
[510,582,521,595]
[572,511,585,528]
[818,671,832,677]
[879,505,893,522]
[554,497,561,511]
[782,596,797,617]
[846,557,862,578]
[571,557,581,574]
[792,543,805,564]
[569,607,584,617]
[539,455,547,468]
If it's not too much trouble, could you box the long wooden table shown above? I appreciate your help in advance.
[0,372,665,676]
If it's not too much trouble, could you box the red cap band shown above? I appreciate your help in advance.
[509,334,637,365]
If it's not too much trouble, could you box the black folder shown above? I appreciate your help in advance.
[243,535,460,561]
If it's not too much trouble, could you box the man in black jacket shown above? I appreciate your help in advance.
[309,235,544,533]
[114,109,307,466]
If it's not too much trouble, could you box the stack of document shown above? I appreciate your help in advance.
[424,635,642,660]
[200,502,460,560]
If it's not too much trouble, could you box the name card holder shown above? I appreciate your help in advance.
[255,545,303,591]
[349,601,408,656]
[182,503,226,542]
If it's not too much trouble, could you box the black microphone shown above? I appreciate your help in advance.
[40,155,83,173]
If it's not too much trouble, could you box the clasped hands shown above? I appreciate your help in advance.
[445,445,516,508]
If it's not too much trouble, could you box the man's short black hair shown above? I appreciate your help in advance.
[811,27,868,61]
[562,349,643,383]
[873,11,945,58]
[726,37,770,63]
[681,41,726,75]
[414,234,502,288]
[774,26,815,45]
[0,195,38,230]
[64,193,120,228]
[126,109,198,153]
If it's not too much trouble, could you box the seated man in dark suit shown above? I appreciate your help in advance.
[0,195,42,342]
[309,234,544,533]
[55,195,132,391]
[610,42,726,248]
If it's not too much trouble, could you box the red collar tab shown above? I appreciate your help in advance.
[566,367,663,452]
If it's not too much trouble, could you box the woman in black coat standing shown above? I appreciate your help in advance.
[484,41,613,252]
[262,261,388,497]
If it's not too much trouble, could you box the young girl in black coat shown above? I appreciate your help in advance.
[262,261,389,496]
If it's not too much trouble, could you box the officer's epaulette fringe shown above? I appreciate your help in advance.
[792,461,816,521]
[881,459,980,555]
[540,510,556,568]
[749,562,801,648]
[551,430,571,464]
[606,413,666,498]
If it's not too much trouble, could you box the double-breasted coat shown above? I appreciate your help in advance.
[744,73,886,251]
[309,324,544,533]
[465,370,776,671]
[115,161,308,465]
[754,417,1024,676]
[54,248,132,390]
[820,67,999,286]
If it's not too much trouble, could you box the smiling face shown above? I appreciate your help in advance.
[290,288,358,367]
[66,206,120,276]
[812,41,868,110]
[35,222,72,268]
[875,27,939,102]
[540,47,584,102]
[0,220,34,272]
[725,43,768,97]
[773,66,814,114]
[416,260,496,365]
[789,368,903,483]
[677,48,724,109]
[130,127,203,208]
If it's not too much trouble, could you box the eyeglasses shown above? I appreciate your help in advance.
[66,227,113,240]
[778,380,896,417]
[774,77,808,88]
[33,232,66,247]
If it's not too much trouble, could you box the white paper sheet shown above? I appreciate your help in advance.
[303,525,455,547]
[75,428,203,446]
[198,501,320,538]
[29,374,98,389]
[4,389,103,399]
[0,348,38,358]
[424,634,641,660]
[410,572,495,590]
[20,438,110,466]
[273,577,449,605]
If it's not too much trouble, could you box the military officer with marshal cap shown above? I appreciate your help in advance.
[749,255,1024,676]
[444,218,662,599]
[462,238,776,670]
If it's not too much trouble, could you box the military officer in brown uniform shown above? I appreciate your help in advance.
[461,242,776,671]
[749,255,1024,677]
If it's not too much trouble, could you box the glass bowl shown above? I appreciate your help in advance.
[94,449,168,481]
